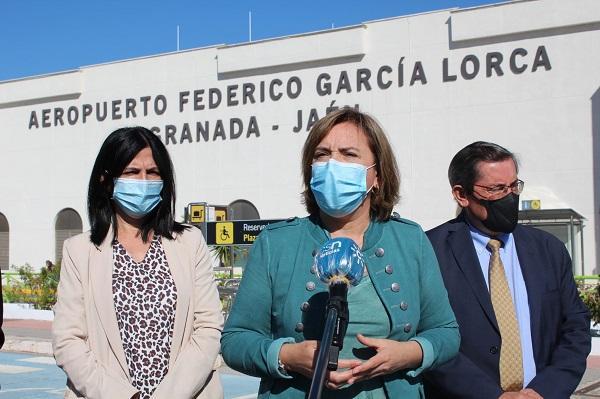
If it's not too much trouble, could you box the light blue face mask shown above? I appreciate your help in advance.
[310,159,376,218]
[112,178,164,219]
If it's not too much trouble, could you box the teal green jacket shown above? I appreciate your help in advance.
[221,216,459,398]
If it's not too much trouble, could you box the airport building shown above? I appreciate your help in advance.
[0,0,599,273]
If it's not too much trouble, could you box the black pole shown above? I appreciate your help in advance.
[326,281,349,370]
[308,307,338,399]
[308,281,349,399]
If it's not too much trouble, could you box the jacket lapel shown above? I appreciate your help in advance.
[89,233,129,375]
[513,226,543,361]
[162,235,191,369]
[447,219,500,333]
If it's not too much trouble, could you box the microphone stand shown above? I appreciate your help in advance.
[308,281,349,399]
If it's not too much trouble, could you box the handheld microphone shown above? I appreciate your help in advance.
[314,237,365,287]
[308,238,364,399]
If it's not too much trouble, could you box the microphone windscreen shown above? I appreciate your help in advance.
[314,237,365,286]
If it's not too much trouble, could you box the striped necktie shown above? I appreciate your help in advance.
[487,238,523,392]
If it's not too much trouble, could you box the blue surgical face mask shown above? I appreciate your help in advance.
[112,178,164,219]
[310,159,376,218]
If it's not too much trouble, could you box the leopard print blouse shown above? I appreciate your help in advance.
[112,235,177,399]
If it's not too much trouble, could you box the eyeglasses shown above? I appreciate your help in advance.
[473,179,525,197]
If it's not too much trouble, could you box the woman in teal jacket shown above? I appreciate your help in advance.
[221,108,459,398]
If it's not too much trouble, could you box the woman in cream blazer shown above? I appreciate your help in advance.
[53,127,223,399]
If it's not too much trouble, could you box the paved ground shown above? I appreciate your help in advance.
[1,319,259,398]
[3,319,600,398]
[3,320,52,340]
[574,356,600,398]
[0,352,63,398]
[0,351,260,398]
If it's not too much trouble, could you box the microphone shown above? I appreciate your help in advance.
[314,237,365,287]
[308,238,364,399]
[314,237,364,369]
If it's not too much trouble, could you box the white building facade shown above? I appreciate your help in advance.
[1,0,599,273]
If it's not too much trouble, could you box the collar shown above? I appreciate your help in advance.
[467,220,511,252]
[306,215,384,251]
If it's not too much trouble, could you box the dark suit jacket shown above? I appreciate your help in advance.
[424,214,591,399]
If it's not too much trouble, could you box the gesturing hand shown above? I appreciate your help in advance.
[324,359,364,390]
[279,340,319,378]
[279,340,362,388]
[346,334,423,385]
[499,389,543,399]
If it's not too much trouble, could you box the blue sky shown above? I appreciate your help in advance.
[0,0,502,82]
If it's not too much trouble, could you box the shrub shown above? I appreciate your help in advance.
[2,263,61,310]
[577,276,600,326]
[3,283,27,303]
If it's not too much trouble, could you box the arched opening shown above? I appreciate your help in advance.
[228,199,260,220]
[0,213,9,270]
[226,199,260,273]
[55,208,83,263]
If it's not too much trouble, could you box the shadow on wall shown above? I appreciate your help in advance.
[592,87,600,275]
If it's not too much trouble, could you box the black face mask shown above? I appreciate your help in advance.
[477,193,520,233]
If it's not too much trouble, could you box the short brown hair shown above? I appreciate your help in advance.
[301,108,400,221]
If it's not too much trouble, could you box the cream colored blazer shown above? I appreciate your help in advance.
[52,226,224,399]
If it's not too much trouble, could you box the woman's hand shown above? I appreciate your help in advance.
[499,389,543,399]
[279,340,361,382]
[326,360,363,390]
[346,334,423,385]
[279,340,319,378]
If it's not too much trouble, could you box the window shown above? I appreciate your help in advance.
[0,213,8,270]
[55,208,83,263]
[228,199,260,220]
[519,209,584,274]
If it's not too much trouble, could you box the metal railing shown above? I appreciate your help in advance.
[1,271,28,286]
[216,278,241,320]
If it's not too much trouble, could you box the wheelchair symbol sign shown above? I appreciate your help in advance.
[216,222,234,244]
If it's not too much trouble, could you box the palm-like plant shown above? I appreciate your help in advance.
[210,245,233,267]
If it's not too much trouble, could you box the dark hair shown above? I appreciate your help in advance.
[87,126,186,245]
[301,108,400,221]
[448,141,518,193]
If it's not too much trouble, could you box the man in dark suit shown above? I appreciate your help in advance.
[424,141,590,399]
